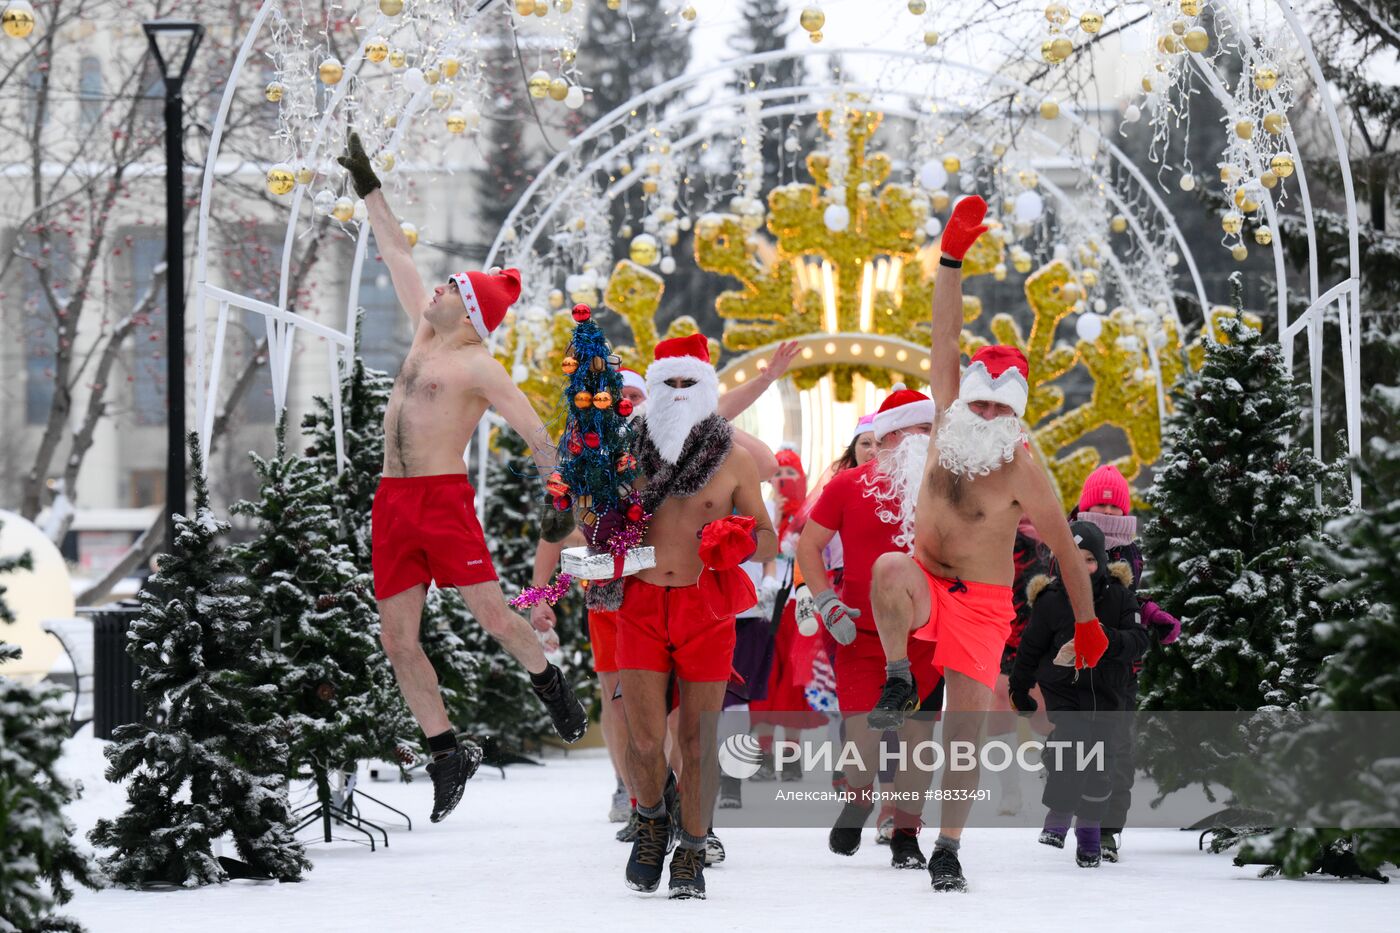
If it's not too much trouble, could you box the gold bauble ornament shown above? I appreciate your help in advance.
[1044,2,1070,24]
[1221,212,1243,235]
[1039,99,1060,120]
[1183,27,1209,53]
[1254,226,1274,246]
[994,263,1008,281]
[266,165,296,196]
[1051,36,1074,60]
[557,0,574,11]
[1041,40,1065,64]
[1270,153,1296,177]
[908,0,928,14]
[1263,111,1288,135]
[527,70,551,99]
[400,222,418,248]
[295,166,314,185]
[593,390,613,410]
[924,30,940,46]
[2,1,36,38]
[931,190,950,212]
[265,81,285,103]
[1142,76,1155,93]
[332,196,355,223]
[1082,268,1099,288]
[319,58,344,85]
[1172,19,1187,35]
[389,49,406,68]
[1235,119,1254,140]
[534,0,548,16]
[574,390,594,409]
[548,289,565,310]
[1259,170,1280,189]
[376,152,396,172]
[517,0,536,14]
[432,87,454,109]
[799,6,825,31]
[425,68,441,85]
[642,178,659,194]
[1156,35,1180,55]
[561,356,579,375]
[629,234,660,266]
[808,29,823,43]
[681,5,697,20]
[942,154,961,173]
[1110,214,1128,233]
[1018,169,1040,188]
[1080,11,1103,34]
[365,39,389,63]
[1231,243,1248,262]
[380,0,404,14]
[1219,164,1238,184]
[442,57,461,78]
[1013,252,1034,274]
[1253,65,1279,91]
[446,112,468,134]
[606,0,621,9]
[549,78,569,101]
[1180,0,1201,15]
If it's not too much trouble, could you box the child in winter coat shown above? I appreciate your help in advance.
[1010,521,1150,868]
[1070,465,1181,861]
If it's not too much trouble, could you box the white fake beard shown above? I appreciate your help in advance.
[865,432,930,551]
[935,398,1026,478]
[645,377,718,464]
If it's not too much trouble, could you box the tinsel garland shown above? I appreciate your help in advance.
[509,573,576,610]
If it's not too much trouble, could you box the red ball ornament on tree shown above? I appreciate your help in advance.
[626,503,644,522]
[584,431,601,449]
[568,437,583,455]
[617,398,634,417]
[554,495,572,511]
[572,303,592,322]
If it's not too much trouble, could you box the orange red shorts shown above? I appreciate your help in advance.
[371,474,497,601]
[909,563,1013,690]
[835,628,941,714]
[588,609,620,674]
[616,577,736,683]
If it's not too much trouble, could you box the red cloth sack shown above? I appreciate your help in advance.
[698,515,759,619]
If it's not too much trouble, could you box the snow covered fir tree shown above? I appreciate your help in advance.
[1138,311,1348,794]
[1,521,101,932]
[233,422,417,816]
[90,436,308,888]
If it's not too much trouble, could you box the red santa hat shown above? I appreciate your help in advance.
[960,345,1030,417]
[448,267,522,341]
[619,366,647,397]
[872,384,937,441]
[645,332,716,394]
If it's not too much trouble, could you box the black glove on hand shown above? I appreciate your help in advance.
[1010,690,1038,716]
[538,498,576,544]
[337,132,381,199]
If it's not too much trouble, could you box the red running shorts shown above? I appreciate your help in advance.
[909,563,1014,690]
[616,577,736,683]
[835,628,941,713]
[371,474,498,601]
[589,609,620,674]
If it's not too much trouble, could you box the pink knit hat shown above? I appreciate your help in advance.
[1078,464,1131,514]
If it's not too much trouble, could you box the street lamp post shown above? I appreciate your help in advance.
[142,20,203,549]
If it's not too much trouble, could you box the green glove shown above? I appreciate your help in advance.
[336,132,381,199]
[539,498,576,544]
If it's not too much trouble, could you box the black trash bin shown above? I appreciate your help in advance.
[82,603,144,740]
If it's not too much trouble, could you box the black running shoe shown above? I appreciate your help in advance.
[425,742,483,823]
[531,665,588,743]
[1102,832,1120,863]
[750,750,776,781]
[828,801,875,856]
[1039,829,1066,849]
[616,810,640,842]
[663,772,680,854]
[890,827,927,869]
[928,845,967,892]
[867,677,920,730]
[704,830,726,866]
[668,846,707,900]
[625,814,670,892]
[1076,846,1102,868]
[718,775,742,810]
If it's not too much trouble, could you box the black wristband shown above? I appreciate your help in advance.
[939,255,963,269]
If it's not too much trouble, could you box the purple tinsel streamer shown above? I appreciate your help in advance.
[510,573,576,610]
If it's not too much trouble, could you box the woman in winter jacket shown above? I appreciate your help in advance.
[1009,520,1150,868]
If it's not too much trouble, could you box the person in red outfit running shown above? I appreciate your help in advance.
[797,388,941,870]
[862,195,1102,892]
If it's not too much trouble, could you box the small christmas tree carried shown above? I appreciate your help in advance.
[515,303,652,607]
[91,435,308,888]
[2,519,102,932]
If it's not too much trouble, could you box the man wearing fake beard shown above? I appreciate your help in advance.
[863,195,1103,893]
[611,333,777,900]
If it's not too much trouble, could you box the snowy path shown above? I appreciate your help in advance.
[60,734,1394,932]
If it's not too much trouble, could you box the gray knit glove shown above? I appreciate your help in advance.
[814,589,860,645]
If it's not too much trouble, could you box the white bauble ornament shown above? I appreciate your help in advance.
[403,67,427,94]
[1013,190,1044,223]
[1076,312,1104,342]
[917,161,948,190]
[823,204,850,232]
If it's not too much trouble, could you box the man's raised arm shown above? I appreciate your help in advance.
[480,359,574,542]
[339,133,428,327]
[928,196,990,410]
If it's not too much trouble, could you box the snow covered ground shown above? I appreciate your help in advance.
[59,730,1395,932]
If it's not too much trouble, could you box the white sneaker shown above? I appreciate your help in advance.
[609,786,631,823]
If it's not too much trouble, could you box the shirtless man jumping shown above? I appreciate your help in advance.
[340,134,587,825]
[863,195,1106,892]
[607,333,777,900]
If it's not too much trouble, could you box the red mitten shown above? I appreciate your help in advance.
[1073,618,1109,669]
[938,195,990,261]
[698,514,758,571]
